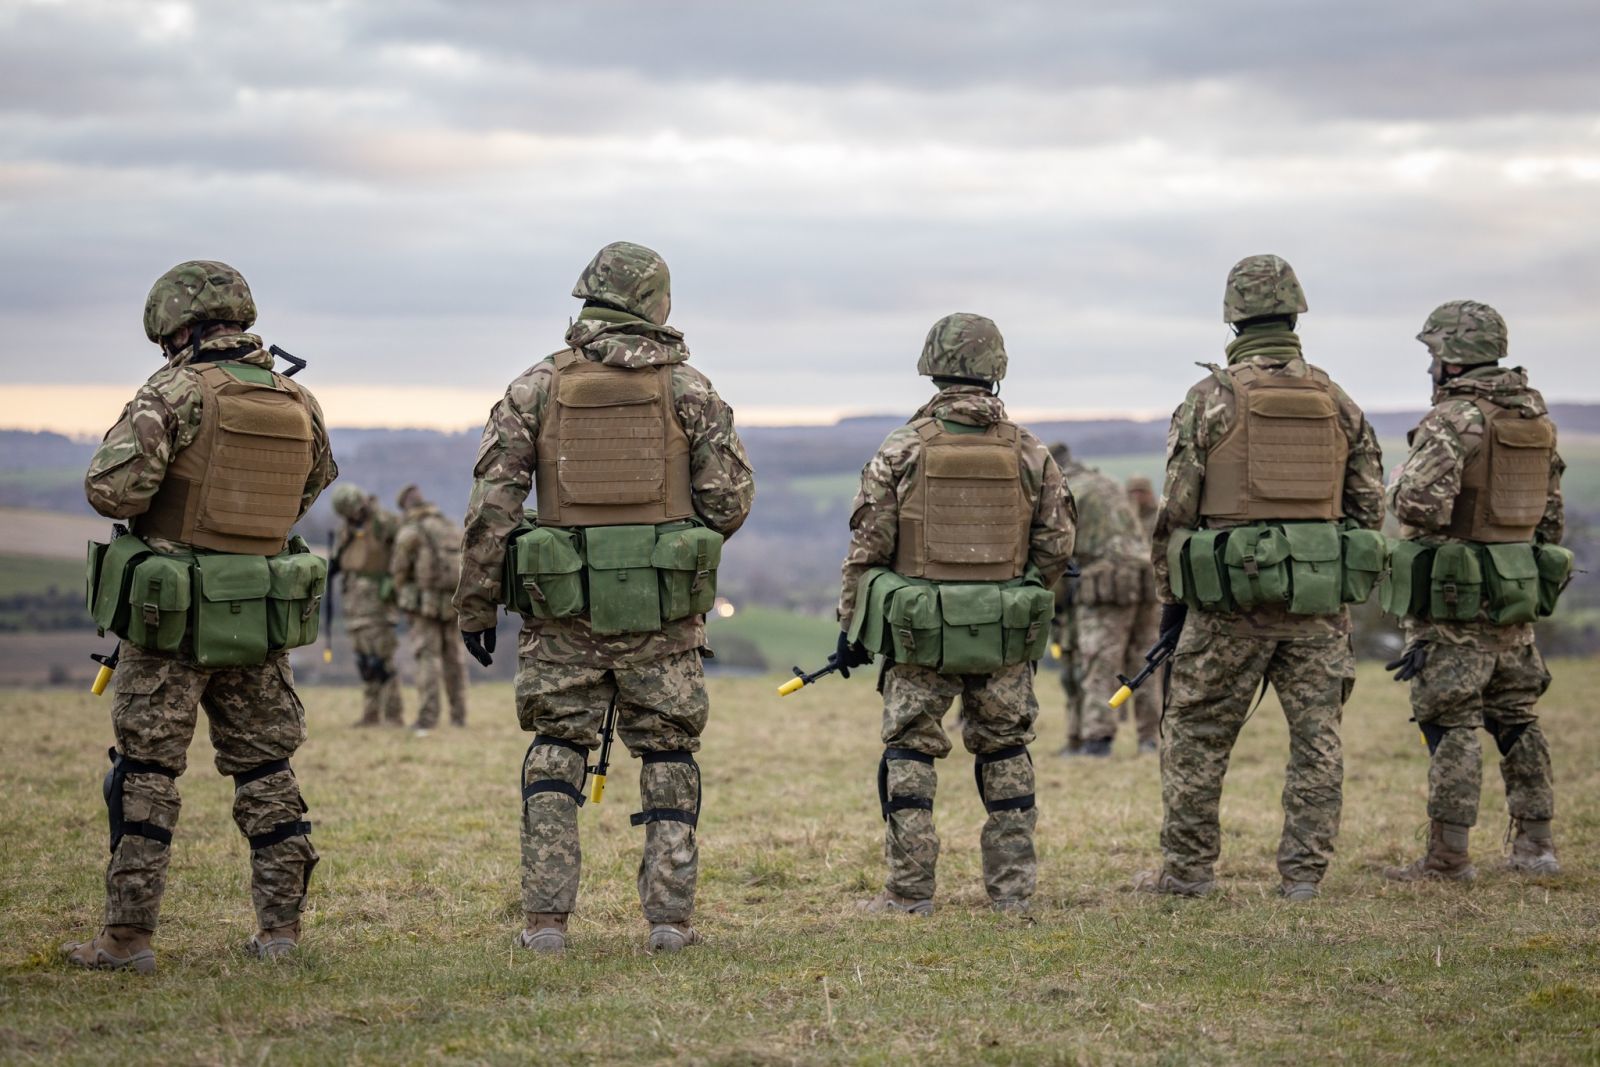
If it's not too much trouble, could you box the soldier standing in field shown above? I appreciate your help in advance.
[393,484,468,731]
[1382,301,1567,881]
[1047,443,1085,755]
[65,261,336,972]
[1124,475,1163,753]
[454,241,754,954]
[1138,255,1384,901]
[836,313,1075,916]
[330,484,404,726]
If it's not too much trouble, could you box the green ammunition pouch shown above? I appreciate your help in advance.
[652,522,723,621]
[192,554,271,667]
[1172,522,1347,616]
[1381,540,1434,619]
[266,537,327,651]
[1534,543,1574,618]
[584,525,662,635]
[1167,529,1231,612]
[1480,542,1540,625]
[1340,528,1389,606]
[1428,542,1483,623]
[513,526,586,621]
[498,510,540,616]
[851,568,1052,675]
[126,554,191,653]
[88,534,155,638]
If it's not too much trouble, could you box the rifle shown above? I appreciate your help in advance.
[588,694,620,804]
[89,522,130,696]
[777,658,843,697]
[1109,628,1180,710]
[270,344,307,377]
[323,529,337,663]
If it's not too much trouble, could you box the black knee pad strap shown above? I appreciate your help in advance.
[632,750,700,829]
[974,744,1035,814]
[524,779,585,805]
[1484,719,1532,758]
[233,758,291,789]
[878,747,935,820]
[1415,720,1447,756]
[249,819,312,851]
[103,747,178,854]
[534,734,589,757]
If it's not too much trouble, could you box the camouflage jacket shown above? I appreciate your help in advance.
[455,312,755,665]
[393,502,462,621]
[1062,461,1146,567]
[1390,366,1564,647]
[335,506,399,626]
[838,386,1076,626]
[84,333,338,554]
[1151,326,1384,637]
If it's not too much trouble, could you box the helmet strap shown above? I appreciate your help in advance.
[931,375,997,394]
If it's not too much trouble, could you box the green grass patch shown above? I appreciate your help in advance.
[707,603,838,672]
[0,554,85,597]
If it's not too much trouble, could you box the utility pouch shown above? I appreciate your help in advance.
[1382,540,1434,620]
[1223,525,1291,610]
[499,510,539,615]
[1001,582,1055,665]
[513,526,585,621]
[88,535,155,637]
[1534,543,1575,618]
[192,554,271,667]
[125,554,191,652]
[1282,523,1342,616]
[1481,542,1539,626]
[851,568,913,656]
[1340,528,1389,605]
[653,523,724,621]
[266,537,327,651]
[885,582,942,668]
[1170,529,1231,611]
[583,525,661,635]
[1428,543,1483,623]
[938,584,1005,675]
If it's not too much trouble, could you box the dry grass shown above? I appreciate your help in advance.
[1,660,1597,1065]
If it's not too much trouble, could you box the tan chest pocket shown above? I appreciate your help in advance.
[1246,388,1343,502]
[923,442,1023,566]
[555,372,667,506]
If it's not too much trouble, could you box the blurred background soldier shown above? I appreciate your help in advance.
[1124,474,1163,753]
[1382,301,1567,882]
[393,484,468,731]
[1047,443,1084,755]
[454,241,754,955]
[836,314,1074,917]
[330,484,404,727]
[66,261,336,972]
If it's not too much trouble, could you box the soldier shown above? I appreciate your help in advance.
[1057,448,1150,757]
[837,313,1075,917]
[65,261,336,972]
[330,484,404,726]
[1139,255,1384,901]
[1047,443,1084,755]
[454,241,754,955]
[393,484,468,731]
[1382,301,1565,881]
[1125,475,1163,753]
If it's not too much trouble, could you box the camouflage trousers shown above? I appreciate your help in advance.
[515,650,708,923]
[348,622,402,725]
[879,662,1039,904]
[1056,604,1083,749]
[1078,600,1162,745]
[1125,597,1163,745]
[407,614,467,728]
[1160,619,1353,885]
[1409,633,1553,828]
[100,642,317,932]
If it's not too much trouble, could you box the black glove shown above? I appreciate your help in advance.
[1158,602,1188,643]
[831,630,872,679]
[1385,641,1427,683]
[463,627,497,668]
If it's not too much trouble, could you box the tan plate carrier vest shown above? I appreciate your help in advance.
[893,418,1030,582]
[1444,398,1554,543]
[339,516,392,576]
[1199,364,1347,525]
[535,349,693,527]
[138,362,315,554]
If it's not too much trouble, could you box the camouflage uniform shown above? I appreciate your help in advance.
[1384,302,1564,878]
[1046,444,1083,754]
[1147,256,1384,893]
[393,491,468,729]
[840,315,1075,908]
[73,261,336,964]
[331,489,404,726]
[1125,476,1163,749]
[455,243,753,939]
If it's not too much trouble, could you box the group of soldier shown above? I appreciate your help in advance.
[63,243,1568,973]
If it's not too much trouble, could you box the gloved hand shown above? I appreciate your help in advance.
[830,630,872,679]
[1158,602,1188,642]
[1385,641,1428,683]
[462,627,497,668]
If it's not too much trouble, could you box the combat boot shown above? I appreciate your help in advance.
[247,920,301,960]
[1132,869,1216,897]
[62,925,155,975]
[1277,881,1319,902]
[646,921,703,953]
[992,898,1032,916]
[517,913,568,955]
[1071,738,1112,758]
[857,890,935,916]
[1382,820,1477,882]
[1505,819,1561,875]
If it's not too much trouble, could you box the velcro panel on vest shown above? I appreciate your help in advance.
[556,369,669,507]
[202,381,315,547]
[1246,387,1343,504]
[878,747,936,820]
[631,750,700,828]
[924,440,1025,566]
[1487,416,1553,532]
[973,744,1036,813]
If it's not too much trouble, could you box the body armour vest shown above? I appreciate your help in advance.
[535,350,693,527]
[1199,364,1347,525]
[339,518,392,576]
[1444,398,1554,543]
[892,418,1030,582]
[137,362,315,554]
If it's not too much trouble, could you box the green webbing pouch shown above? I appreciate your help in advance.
[1224,525,1291,610]
[192,554,271,667]
[1001,582,1055,665]
[851,568,912,656]
[584,525,661,635]
[1428,543,1483,623]
[938,584,1005,675]
[514,526,585,621]
[1170,529,1231,611]
[1482,542,1539,626]
[1283,523,1342,616]
[653,523,724,621]
[1166,529,1191,604]
[88,534,154,637]
[886,582,942,668]
[267,538,327,651]
[499,510,539,615]
[126,554,192,653]
[1340,528,1389,605]
[1382,540,1434,620]
[1534,544,1575,617]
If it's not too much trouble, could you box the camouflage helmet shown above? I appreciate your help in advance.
[396,484,424,510]
[1417,300,1507,366]
[917,313,1008,383]
[1223,254,1308,323]
[330,484,369,519]
[571,241,672,325]
[143,260,257,343]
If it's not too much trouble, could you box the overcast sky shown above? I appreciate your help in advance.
[2,0,1598,433]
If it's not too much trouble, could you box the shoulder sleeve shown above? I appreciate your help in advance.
[837,428,915,626]
[83,373,193,520]
[1390,402,1472,532]
[674,366,755,538]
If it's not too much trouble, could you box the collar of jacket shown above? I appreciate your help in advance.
[1224,324,1302,366]
[564,314,688,368]
[914,384,1008,427]
[164,331,269,370]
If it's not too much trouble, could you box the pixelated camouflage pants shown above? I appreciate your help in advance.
[1078,602,1136,743]
[349,623,402,724]
[407,614,467,728]
[102,642,316,932]
[1409,635,1554,828]
[1125,597,1162,745]
[514,650,708,922]
[879,661,1038,903]
[1160,621,1353,885]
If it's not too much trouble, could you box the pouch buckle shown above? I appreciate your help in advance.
[1242,554,1259,578]
[142,604,160,626]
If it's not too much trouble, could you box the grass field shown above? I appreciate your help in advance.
[2,663,1597,1065]
[0,555,85,598]
[706,604,838,673]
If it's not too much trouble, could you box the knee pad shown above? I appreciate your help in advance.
[1415,720,1447,755]
[878,747,935,821]
[1483,719,1532,758]
[632,750,701,830]
[103,747,179,854]
[522,735,589,807]
[232,758,312,851]
[973,744,1036,814]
